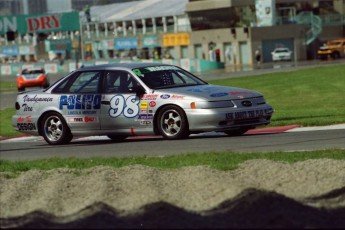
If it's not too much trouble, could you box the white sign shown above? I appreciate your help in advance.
[255,0,276,27]
[1,65,12,75]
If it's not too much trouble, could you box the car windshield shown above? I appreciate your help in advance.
[275,49,288,53]
[132,65,207,89]
[22,69,44,74]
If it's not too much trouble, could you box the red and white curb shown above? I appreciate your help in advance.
[1,124,344,143]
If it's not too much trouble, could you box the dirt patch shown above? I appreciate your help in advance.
[1,159,345,228]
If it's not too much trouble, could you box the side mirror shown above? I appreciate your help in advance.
[129,85,146,96]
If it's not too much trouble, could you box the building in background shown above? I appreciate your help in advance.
[0,0,47,15]
[0,0,344,73]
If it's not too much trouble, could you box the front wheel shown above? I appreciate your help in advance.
[224,128,249,136]
[41,112,73,145]
[157,105,189,140]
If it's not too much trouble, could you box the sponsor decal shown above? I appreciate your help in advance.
[140,120,152,125]
[22,103,33,111]
[141,94,158,100]
[17,116,32,123]
[140,109,148,113]
[160,94,170,99]
[229,91,250,95]
[59,95,101,110]
[67,111,97,115]
[140,101,148,109]
[17,122,36,130]
[149,101,156,107]
[210,92,228,97]
[145,66,179,72]
[67,116,98,123]
[23,94,53,103]
[171,95,184,100]
[187,85,219,93]
[138,114,153,120]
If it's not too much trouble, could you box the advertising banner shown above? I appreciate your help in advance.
[114,37,138,50]
[1,46,19,56]
[45,39,72,52]
[255,0,276,27]
[0,11,80,35]
[19,46,35,55]
[163,33,190,47]
[143,35,158,48]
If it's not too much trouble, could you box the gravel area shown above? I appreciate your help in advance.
[1,159,345,228]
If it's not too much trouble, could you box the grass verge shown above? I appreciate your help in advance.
[209,64,345,127]
[1,149,344,174]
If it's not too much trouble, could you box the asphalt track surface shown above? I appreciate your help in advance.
[1,124,345,161]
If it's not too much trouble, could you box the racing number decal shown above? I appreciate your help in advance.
[109,95,140,118]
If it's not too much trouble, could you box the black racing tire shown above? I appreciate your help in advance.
[157,105,189,140]
[41,112,73,145]
[224,128,249,136]
[332,52,340,59]
[107,135,128,142]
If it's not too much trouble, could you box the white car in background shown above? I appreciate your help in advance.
[271,48,293,61]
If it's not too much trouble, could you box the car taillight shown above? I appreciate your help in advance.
[15,102,20,110]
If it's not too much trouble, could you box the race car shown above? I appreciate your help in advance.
[12,63,274,145]
[17,67,50,91]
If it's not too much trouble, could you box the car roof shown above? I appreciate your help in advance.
[79,62,175,71]
[22,67,44,70]
[274,47,289,50]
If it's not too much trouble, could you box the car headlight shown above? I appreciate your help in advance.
[254,96,266,105]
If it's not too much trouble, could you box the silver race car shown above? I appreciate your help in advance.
[12,63,274,145]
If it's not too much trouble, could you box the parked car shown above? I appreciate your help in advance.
[12,63,274,145]
[17,67,50,91]
[317,38,345,60]
[271,48,293,61]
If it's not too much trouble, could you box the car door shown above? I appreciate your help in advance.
[100,70,142,132]
[54,70,102,131]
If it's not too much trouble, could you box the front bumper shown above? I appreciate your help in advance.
[185,105,274,133]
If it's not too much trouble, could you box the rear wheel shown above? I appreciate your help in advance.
[157,105,189,140]
[41,112,72,145]
[224,128,249,136]
[107,135,128,142]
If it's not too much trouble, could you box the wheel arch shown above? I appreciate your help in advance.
[153,103,190,135]
[37,110,70,136]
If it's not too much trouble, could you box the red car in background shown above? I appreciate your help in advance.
[17,68,50,91]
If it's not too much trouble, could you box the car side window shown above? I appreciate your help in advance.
[104,71,140,94]
[53,71,101,94]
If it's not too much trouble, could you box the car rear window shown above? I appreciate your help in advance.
[22,69,45,74]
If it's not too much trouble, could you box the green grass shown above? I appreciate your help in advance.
[1,149,344,174]
[0,80,16,93]
[209,64,345,126]
[0,108,22,137]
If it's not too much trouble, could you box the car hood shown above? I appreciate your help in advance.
[155,84,262,100]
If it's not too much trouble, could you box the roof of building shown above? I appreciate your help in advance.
[90,0,188,23]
